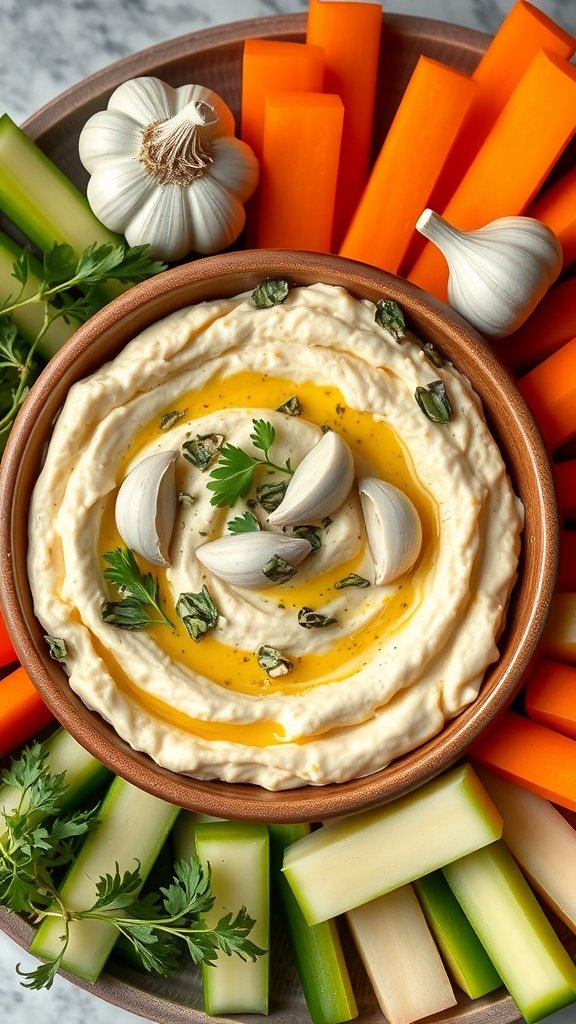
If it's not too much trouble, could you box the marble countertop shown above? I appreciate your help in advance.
[1,1,576,1022]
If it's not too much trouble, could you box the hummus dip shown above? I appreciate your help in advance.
[28,284,523,790]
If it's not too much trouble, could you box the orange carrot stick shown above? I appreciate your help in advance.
[417,1,575,223]
[306,0,382,248]
[542,593,576,663]
[0,609,16,669]
[409,51,576,300]
[241,39,324,162]
[557,530,576,592]
[339,57,477,274]
[255,92,344,251]
[499,277,576,374]
[553,460,576,519]
[528,166,576,269]
[0,665,54,758]
[525,658,576,740]
[518,335,576,451]
[471,708,576,813]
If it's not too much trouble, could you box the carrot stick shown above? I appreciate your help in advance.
[471,709,576,813]
[553,460,576,520]
[557,530,576,592]
[525,658,576,740]
[528,166,576,270]
[499,277,576,374]
[0,609,16,669]
[255,92,344,251]
[241,39,324,163]
[542,593,576,663]
[518,335,576,451]
[339,57,477,274]
[0,665,54,758]
[414,1,575,226]
[306,0,382,248]
[408,51,576,300]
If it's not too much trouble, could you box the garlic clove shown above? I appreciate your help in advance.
[185,175,246,255]
[196,533,312,589]
[115,451,178,567]
[358,478,422,586]
[86,157,157,234]
[107,76,174,125]
[267,431,355,528]
[416,209,562,338]
[209,136,260,204]
[174,82,236,138]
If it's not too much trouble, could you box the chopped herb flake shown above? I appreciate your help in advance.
[257,645,293,677]
[334,574,370,589]
[375,299,405,341]
[257,480,288,513]
[176,586,219,642]
[44,635,68,661]
[422,342,444,368]
[262,555,298,584]
[251,278,289,309]
[322,516,333,531]
[415,379,452,423]
[160,410,184,431]
[182,433,224,471]
[276,396,302,416]
[293,524,322,552]
[298,607,338,629]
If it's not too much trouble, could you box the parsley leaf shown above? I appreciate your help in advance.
[227,511,261,534]
[207,419,293,508]
[102,547,173,628]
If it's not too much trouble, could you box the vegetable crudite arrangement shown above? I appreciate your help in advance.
[1,2,576,1024]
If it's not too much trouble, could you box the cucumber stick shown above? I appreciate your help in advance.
[195,821,269,1015]
[30,776,179,983]
[269,824,357,1024]
[283,764,503,925]
[443,841,576,1023]
[0,727,109,842]
[171,810,225,863]
[0,230,79,359]
[0,115,122,300]
[414,871,501,998]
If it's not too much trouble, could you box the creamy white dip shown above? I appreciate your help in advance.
[28,284,523,789]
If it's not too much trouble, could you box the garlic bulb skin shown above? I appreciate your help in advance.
[358,478,422,586]
[115,451,178,567]
[79,76,259,260]
[196,533,312,589]
[415,209,562,338]
[267,431,355,528]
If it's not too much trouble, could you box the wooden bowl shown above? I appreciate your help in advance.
[0,248,557,823]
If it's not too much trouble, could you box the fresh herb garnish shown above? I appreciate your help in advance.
[293,525,322,552]
[257,645,293,678]
[375,298,405,341]
[101,547,173,629]
[256,480,288,513]
[415,379,452,423]
[298,607,338,629]
[262,555,298,584]
[176,586,219,641]
[207,419,293,508]
[334,574,370,589]
[182,433,224,471]
[251,279,289,309]
[276,396,302,416]
[44,635,68,661]
[0,243,165,451]
[227,511,261,534]
[422,342,444,368]
[0,743,264,990]
[160,410,185,431]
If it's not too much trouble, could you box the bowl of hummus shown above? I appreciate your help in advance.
[0,250,557,821]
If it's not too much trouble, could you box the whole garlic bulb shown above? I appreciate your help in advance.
[415,209,562,338]
[79,76,259,261]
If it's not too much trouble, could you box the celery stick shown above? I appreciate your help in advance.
[283,764,502,925]
[443,841,576,1023]
[195,821,269,1015]
[347,884,456,1024]
[0,728,109,842]
[414,871,501,998]
[30,776,179,983]
[270,824,357,1024]
[0,115,122,300]
[0,230,79,359]
[478,768,576,934]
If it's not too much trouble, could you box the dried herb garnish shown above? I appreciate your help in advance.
[44,635,68,661]
[256,480,288,513]
[375,299,405,341]
[176,586,219,642]
[422,342,444,368]
[298,607,338,629]
[251,279,289,309]
[228,511,261,534]
[334,574,370,589]
[415,379,452,423]
[257,645,293,678]
[293,525,322,552]
[276,396,302,416]
[182,433,224,471]
[160,410,184,431]
[262,555,298,584]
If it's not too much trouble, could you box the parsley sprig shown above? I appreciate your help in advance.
[101,547,174,629]
[1,742,265,990]
[0,242,165,452]
[207,418,294,508]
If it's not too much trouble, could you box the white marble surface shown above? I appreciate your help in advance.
[1,0,576,1021]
